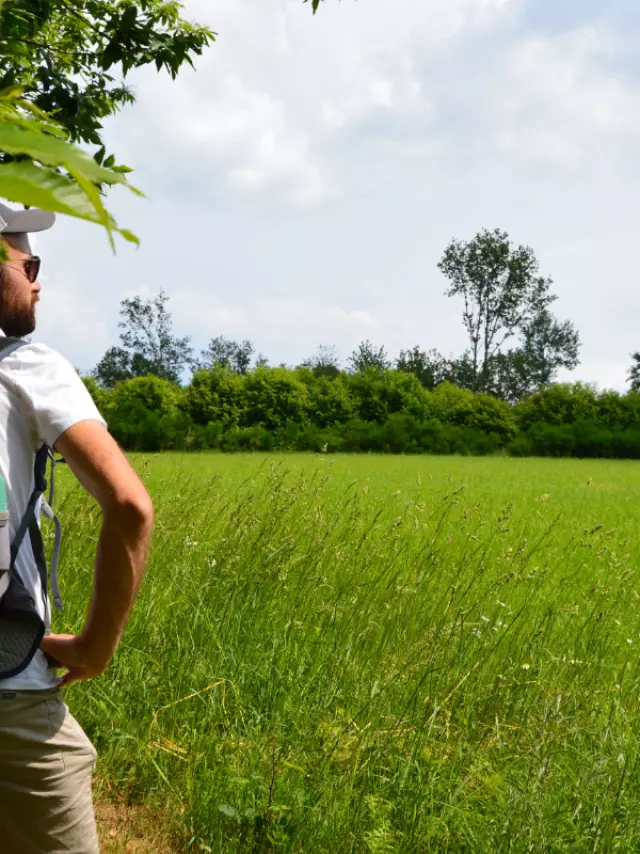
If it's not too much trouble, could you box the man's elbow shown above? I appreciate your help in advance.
[105,489,154,534]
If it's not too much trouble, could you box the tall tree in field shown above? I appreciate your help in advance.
[94,290,193,386]
[349,340,391,373]
[628,353,640,392]
[439,228,579,395]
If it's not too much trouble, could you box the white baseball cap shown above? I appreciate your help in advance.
[0,202,55,235]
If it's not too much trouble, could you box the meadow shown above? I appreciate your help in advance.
[52,453,640,852]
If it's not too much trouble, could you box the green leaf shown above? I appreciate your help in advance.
[217,804,238,819]
[0,161,99,220]
[0,124,139,190]
[0,85,24,101]
[12,102,67,137]
[65,161,117,250]
[0,161,138,246]
[118,228,140,246]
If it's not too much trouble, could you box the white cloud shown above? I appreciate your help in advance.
[128,68,330,208]
[111,0,518,209]
[489,28,640,167]
[326,307,378,329]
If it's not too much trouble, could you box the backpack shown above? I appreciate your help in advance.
[0,338,63,679]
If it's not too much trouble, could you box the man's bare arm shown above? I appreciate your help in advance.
[40,420,153,685]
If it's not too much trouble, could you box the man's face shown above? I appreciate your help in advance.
[0,235,40,338]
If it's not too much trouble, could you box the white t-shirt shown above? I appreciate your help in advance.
[0,336,106,691]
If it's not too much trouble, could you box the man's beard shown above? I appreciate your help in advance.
[0,301,36,338]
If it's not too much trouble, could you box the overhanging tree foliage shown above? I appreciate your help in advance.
[0,0,214,248]
[0,0,215,151]
[0,84,140,250]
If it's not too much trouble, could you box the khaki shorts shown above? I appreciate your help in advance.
[0,688,98,854]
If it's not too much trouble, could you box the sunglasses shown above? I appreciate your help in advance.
[5,256,41,284]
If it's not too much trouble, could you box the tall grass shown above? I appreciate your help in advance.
[53,455,640,852]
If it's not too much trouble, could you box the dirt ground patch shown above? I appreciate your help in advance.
[96,801,180,853]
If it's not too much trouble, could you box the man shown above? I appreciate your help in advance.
[0,203,154,854]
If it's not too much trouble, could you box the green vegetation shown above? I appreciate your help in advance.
[57,453,640,851]
[84,369,640,459]
[84,285,640,460]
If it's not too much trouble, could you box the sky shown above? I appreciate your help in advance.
[30,0,640,389]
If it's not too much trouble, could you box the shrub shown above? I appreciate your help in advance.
[182,368,246,428]
[188,422,225,451]
[610,429,640,459]
[108,375,183,451]
[221,426,275,452]
[296,369,355,427]
[514,384,600,430]
[430,383,516,444]
[340,419,387,452]
[345,369,431,423]
[242,367,310,431]
[513,424,576,458]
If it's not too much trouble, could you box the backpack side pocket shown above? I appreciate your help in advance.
[0,570,45,679]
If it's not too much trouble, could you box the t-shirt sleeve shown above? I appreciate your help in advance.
[12,343,107,449]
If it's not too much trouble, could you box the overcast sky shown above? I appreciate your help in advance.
[31,0,640,389]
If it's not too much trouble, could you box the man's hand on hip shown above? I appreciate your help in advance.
[40,633,111,687]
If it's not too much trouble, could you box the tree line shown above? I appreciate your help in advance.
[84,364,640,458]
[95,229,585,399]
[84,229,640,458]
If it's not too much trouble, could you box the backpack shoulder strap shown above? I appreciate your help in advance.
[0,337,63,616]
[0,335,34,563]
[11,444,49,570]
[0,336,26,364]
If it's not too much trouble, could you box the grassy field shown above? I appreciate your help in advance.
[52,453,640,852]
